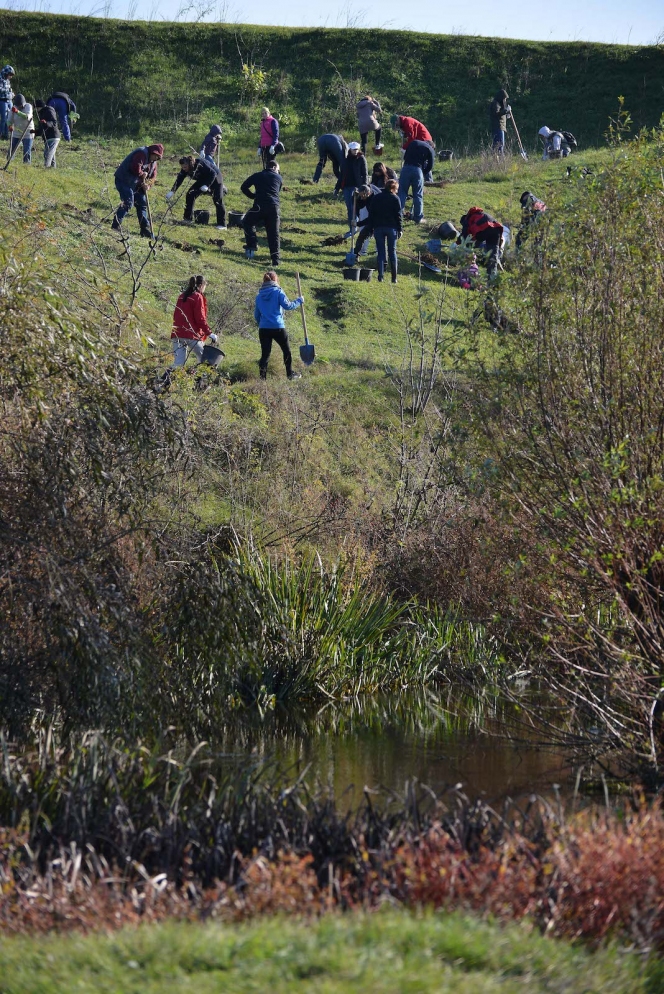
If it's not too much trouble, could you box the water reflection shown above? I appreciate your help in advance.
[212,688,574,807]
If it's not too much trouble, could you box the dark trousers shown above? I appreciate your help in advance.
[355,223,373,256]
[374,226,398,279]
[115,180,149,229]
[313,152,343,183]
[360,127,382,153]
[184,179,226,225]
[243,205,280,263]
[259,328,292,376]
[261,146,277,169]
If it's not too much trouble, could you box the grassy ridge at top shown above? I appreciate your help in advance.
[2,10,664,149]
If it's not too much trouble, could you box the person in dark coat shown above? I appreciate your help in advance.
[339,142,368,231]
[367,178,402,283]
[34,100,60,167]
[489,89,510,155]
[200,123,222,163]
[169,155,227,229]
[241,160,283,265]
[47,90,77,141]
[398,140,434,224]
[313,133,348,185]
[112,143,164,237]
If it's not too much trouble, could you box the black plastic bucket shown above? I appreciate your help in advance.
[359,268,374,282]
[438,149,454,161]
[228,210,245,228]
[343,267,361,281]
[194,210,210,224]
[201,344,225,367]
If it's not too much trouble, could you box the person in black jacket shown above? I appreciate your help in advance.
[47,90,77,141]
[313,133,348,185]
[34,99,60,167]
[169,155,227,229]
[398,140,434,224]
[489,89,510,155]
[339,141,368,231]
[367,178,403,283]
[240,160,282,264]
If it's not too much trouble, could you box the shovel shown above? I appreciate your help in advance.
[344,190,358,265]
[510,111,528,161]
[296,272,315,366]
[403,252,442,274]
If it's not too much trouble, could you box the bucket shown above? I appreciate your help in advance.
[359,268,374,282]
[228,210,245,228]
[201,344,225,367]
[438,149,454,161]
[194,209,210,225]
[343,267,361,281]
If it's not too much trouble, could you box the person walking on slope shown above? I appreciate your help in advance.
[313,133,348,185]
[171,274,218,367]
[7,94,34,163]
[241,160,282,265]
[391,114,435,180]
[489,88,511,155]
[112,143,164,237]
[0,66,15,140]
[254,270,304,381]
[200,123,222,164]
[47,90,77,142]
[367,178,402,283]
[356,95,383,155]
[339,142,368,232]
[258,107,280,169]
[34,100,60,167]
[168,155,227,229]
[398,139,434,225]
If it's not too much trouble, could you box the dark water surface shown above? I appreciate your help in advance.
[219,689,575,807]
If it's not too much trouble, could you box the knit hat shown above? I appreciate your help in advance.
[147,143,164,158]
[14,94,26,109]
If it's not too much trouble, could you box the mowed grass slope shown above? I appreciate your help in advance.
[0,911,655,994]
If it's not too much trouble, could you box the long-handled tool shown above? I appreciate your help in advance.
[510,110,528,161]
[3,116,32,171]
[403,252,442,274]
[344,190,358,265]
[296,272,315,366]
[144,186,157,256]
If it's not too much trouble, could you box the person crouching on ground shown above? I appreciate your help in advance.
[171,274,218,367]
[112,143,163,237]
[34,100,60,167]
[168,155,227,230]
[367,178,402,283]
[254,271,304,381]
[7,94,34,163]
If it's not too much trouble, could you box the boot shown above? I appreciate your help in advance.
[259,364,267,380]
[140,226,153,239]
[111,216,121,230]
[391,266,398,284]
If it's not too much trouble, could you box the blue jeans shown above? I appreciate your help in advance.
[374,226,398,279]
[48,97,72,140]
[115,180,149,228]
[492,129,505,153]
[398,165,424,223]
[0,100,9,139]
[343,186,358,228]
[11,135,33,163]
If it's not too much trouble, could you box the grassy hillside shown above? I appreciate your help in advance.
[2,10,664,150]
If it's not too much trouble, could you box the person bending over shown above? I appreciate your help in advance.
[34,99,60,168]
[313,133,348,186]
[112,143,164,237]
[169,155,227,230]
[254,270,304,381]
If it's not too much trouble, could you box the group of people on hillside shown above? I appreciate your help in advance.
[0,65,76,167]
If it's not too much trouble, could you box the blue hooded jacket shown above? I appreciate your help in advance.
[254,282,303,329]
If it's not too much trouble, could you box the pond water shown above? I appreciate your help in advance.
[217,689,577,808]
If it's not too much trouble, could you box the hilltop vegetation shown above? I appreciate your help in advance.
[2,9,664,149]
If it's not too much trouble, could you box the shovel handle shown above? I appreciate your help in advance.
[296,272,309,345]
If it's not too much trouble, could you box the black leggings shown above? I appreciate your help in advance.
[360,128,382,153]
[259,328,292,375]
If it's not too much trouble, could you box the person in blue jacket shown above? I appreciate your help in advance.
[313,133,348,186]
[254,270,304,380]
[47,91,76,141]
[112,143,163,237]
[398,139,434,225]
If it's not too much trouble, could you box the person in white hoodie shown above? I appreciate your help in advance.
[8,93,34,163]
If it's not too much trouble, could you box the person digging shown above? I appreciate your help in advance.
[168,155,226,229]
[241,159,282,265]
[112,143,164,237]
[254,270,304,381]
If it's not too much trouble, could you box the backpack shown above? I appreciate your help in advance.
[561,130,577,148]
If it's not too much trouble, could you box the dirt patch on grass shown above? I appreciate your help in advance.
[313,286,345,323]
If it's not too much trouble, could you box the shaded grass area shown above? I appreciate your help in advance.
[0,910,654,993]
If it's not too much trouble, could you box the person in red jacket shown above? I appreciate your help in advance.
[170,274,217,367]
[459,207,504,281]
[391,115,434,180]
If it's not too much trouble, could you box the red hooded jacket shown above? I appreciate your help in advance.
[171,290,211,341]
[399,116,433,149]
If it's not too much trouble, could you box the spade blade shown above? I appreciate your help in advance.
[300,343,315,366]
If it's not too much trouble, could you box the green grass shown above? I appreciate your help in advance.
[0,910,653,993]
